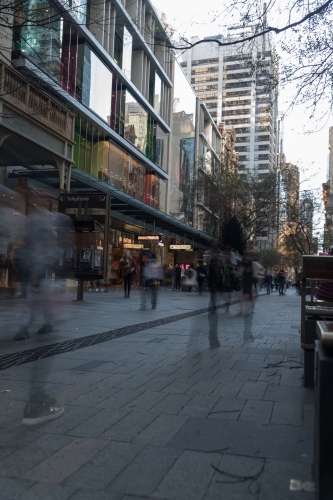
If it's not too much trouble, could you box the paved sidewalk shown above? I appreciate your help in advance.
[0,288,314,499]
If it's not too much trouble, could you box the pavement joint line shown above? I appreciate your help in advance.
[0,295,257,370]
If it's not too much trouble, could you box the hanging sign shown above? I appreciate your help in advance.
[138,235,160,241]
[170,245,192,250]
[123,243,144,249]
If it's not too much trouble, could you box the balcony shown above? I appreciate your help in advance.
[0,63,75,143]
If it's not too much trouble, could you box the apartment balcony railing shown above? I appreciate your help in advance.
[0,63,75,143]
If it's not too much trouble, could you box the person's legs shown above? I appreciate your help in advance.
[123,276,128,297]
[208,291,220,348]
[151,284,158,309]
[127,274,132,297]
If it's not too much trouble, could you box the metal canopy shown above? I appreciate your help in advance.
[7,167,212,248]
[71,170,211,248]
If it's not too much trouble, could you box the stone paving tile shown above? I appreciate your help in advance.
[237,381,268,400]
[16,482,76,500]
[111,374,156,391]
[185,379,221,396]
[67,387,121,407]
[178,395,219,417]
[204,454,265,500]
[133,376,177,393]
[21,437,108,484]
[99,412,158,442]
[258,458,314,500]
[160,376,199,394]
[149,393,194,415]
[239,399,273,424]
[0,433,73,477]
[36,406,101,435]
[133,414,189,447]
[233,370,260,383]
[68,488,123,500]
[271,401,303,426]
[121,391,168,413]
[152,449,221,500]
[208,397,246,421]
[108,446,179,497]
[0,476,33,500]
[94,388,146,409]
[167,417,313,462]
[302,404,314,428]
[263,385,314,404]
[279,369,303,387]
[258,372,281,385]
[210,380,244,399]
[62,441,143,490]
[66,409,129,438]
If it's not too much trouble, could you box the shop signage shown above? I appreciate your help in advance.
[138,235,160,241]
[123,243,144,249]
[64,208,106,216]
[170,245,192,250]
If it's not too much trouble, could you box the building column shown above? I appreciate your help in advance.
[56,158,72,193]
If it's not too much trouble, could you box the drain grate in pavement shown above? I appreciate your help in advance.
[0,297,242,370]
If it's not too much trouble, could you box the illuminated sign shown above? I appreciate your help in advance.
[123,243,144,249]
[170,245,192,250]
[138,235,160,241]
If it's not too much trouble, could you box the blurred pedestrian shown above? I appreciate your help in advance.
[175,263,181,290]
[141,256,163,309]
[120,250,136,298]
[222,246,237,313]
[278,271,286,295]
[207,239,224,348]
[187,263,197,293]
[196,260,207,295]
[264,270,273,294]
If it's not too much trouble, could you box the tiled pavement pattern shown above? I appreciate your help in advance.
[0,288,314,499]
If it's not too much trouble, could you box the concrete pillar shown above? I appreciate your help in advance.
[89,0,105,46]
[109,8,116,58]
[104,0,111,54]
[131,50,144,93]
[57,159,71,193]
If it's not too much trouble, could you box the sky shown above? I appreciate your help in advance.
[152,0,330,190]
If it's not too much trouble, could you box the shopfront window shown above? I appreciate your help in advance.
[122,27,132,79]
[89,52,112,123]
[170,62,196,225]
[74,44,112,124]
[154,72,162,115]
[20,1,63,82]
[125,91,148,154]
[154,124,168,172]
[61,22,78,97]
[73,117,166,212]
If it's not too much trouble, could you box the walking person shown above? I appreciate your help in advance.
[196,260,207,295]
[141,255,163,309]
[264,270,273,294]
[187,263,197,293]
[278,271,286,295]
[120,250,136,298]
[207,239,224,348]
[175,263,181,290]
[252,258,259,311]
[222,246,237,313]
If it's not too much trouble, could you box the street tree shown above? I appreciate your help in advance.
[154,0,333,115]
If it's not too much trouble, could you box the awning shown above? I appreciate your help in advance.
[7,167,212,248]
[71,169,211,248]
